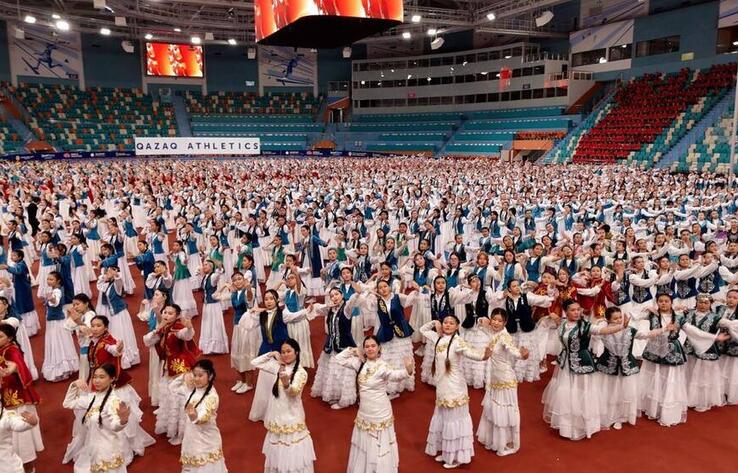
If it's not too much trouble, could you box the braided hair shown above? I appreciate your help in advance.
[431,315,460,377]
[272,338,301,398]
[82,363,117,426]
[185,359,216,411]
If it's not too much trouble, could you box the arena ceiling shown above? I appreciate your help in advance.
[0,0,572,48]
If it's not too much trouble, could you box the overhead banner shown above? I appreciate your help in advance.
[258,46,317,94]
[9,23,83,81]
[134,137,260,156]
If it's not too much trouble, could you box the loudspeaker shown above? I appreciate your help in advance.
[247,48,256,59]
[342,47,351,58]
[115,16,126,26]
[430,37,444,50]
[535,11,554,27]
[15,28,24,39]
[121,40,134,53]
[93,0,106,9]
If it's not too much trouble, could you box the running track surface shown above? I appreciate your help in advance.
[27,259,738,473]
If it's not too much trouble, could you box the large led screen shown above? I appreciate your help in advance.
[145,42,204,78]
[255,0,403,42]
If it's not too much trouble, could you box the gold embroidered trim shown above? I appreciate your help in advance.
[180,448,224,467]
[354,416,394,432]
[358,364,380,384]
[268,432,311,446]
[488,380,517,390]
[170,358,188,374]
[2,390,23,408]
[266,421,307,435]
[435,395,470,408]
[286,371,307,396]
[189,394,217,424]
[91,455,124,472]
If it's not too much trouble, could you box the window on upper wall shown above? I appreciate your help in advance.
[717,26,738,54]
[571,48,607,66]
[635,36,680,57]
[608,44,632,61]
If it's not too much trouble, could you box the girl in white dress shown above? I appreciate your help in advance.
[216,271,256,394]
[595,307,641,430]
[542,299,628,441]
[171,241,198,318]
[252,339,316,473]
[0,285,38,381]
[0,401,38,473]
[41,271,79,381]
[278,269,315,369]
[63,293,97,382]
[179,359,228,473]
[311,288,362,410]
[421,316,491,470]
[336,336,413,473]
[476,308,529,456]
[199,262,229,355]
[62,365,131,473]
[638,293,689,426]
[69,233,91,298]
[718,288,738,404]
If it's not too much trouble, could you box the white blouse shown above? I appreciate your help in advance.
[179,385,225,469]
[420,322,485,407]
[0,409,34,473]
[251,353,310,435]
[485,328,523,390]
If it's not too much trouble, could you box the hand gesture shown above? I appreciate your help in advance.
[664,322,677,332]
[74,379,90,392]
[622,314,631,328]
[717,332,731,343]
[20,411,38,426]
[117,402,130,424]
[403,356,414,374]
[183,371,195,389]
[270,351,282,361]
[115,341,124,355]
[432,319,442,334]
[182,317,194,330]
[482,345,493,360]
[520,347,530,360]
[185,403,197,421]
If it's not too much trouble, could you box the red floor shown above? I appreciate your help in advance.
[27,262,738,473]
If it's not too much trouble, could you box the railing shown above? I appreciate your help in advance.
[547,70,594,81]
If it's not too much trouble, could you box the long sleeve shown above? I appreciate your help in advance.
[0,411,34,433]
[142,330,161,347]
[682,323,718,355]
[62,383,89,410]
[251,352,280,374]
[420,321,440,344]
[335,348,362,370]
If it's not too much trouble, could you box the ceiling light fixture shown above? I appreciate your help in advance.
[144,33,153,40]
[487,12,496,20]
[228,38,237,45]
[174,27,182,32]
[191,36,202,45]
[427,28,437,36]
[52,13,61,19]
[411,14,421,23]
[55,20,70,31]
[100,27,111,36]
[24,15,36,24]
[402,31,411,39]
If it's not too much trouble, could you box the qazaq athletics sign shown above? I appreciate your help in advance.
[134,137,260,156]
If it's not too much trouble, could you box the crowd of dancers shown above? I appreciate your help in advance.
[0,157,736,472]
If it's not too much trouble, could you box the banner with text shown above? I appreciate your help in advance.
[134,137,261,156]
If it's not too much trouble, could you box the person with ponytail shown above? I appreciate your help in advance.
[420,315,491,469]
[476,308,529,456]
[241,289,313,421]
[143,303,200,445]
[64,293,97,381]
[450,273,498,389]
[419,275,459,386]
[40,270,79,381]
[178,359,228,473]
[0,287,38,381]
[83,315,154,464]
[336,336,413,473]
[0,394,38,473]
[252,338,315,473]
[542,299,629,440]
[358,279,416,397]
[62,364,131,473]
[0,324,43,473]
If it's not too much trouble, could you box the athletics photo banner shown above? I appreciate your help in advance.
[134,137,260,156]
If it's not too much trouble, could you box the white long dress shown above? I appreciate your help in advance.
[179,386,228,473]
[62,383,128,473]
[477,328,523,455]
[0,408,36,473]
[336,350,409,473]
[420,322,486,467]
[252,353,316,473]
[450,286,497,389]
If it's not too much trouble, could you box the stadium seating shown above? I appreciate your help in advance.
[185,91,322,152]
[11,84,177,152]
[572,64,736,164]
[0,120,24,154]
[675,107,736,173]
